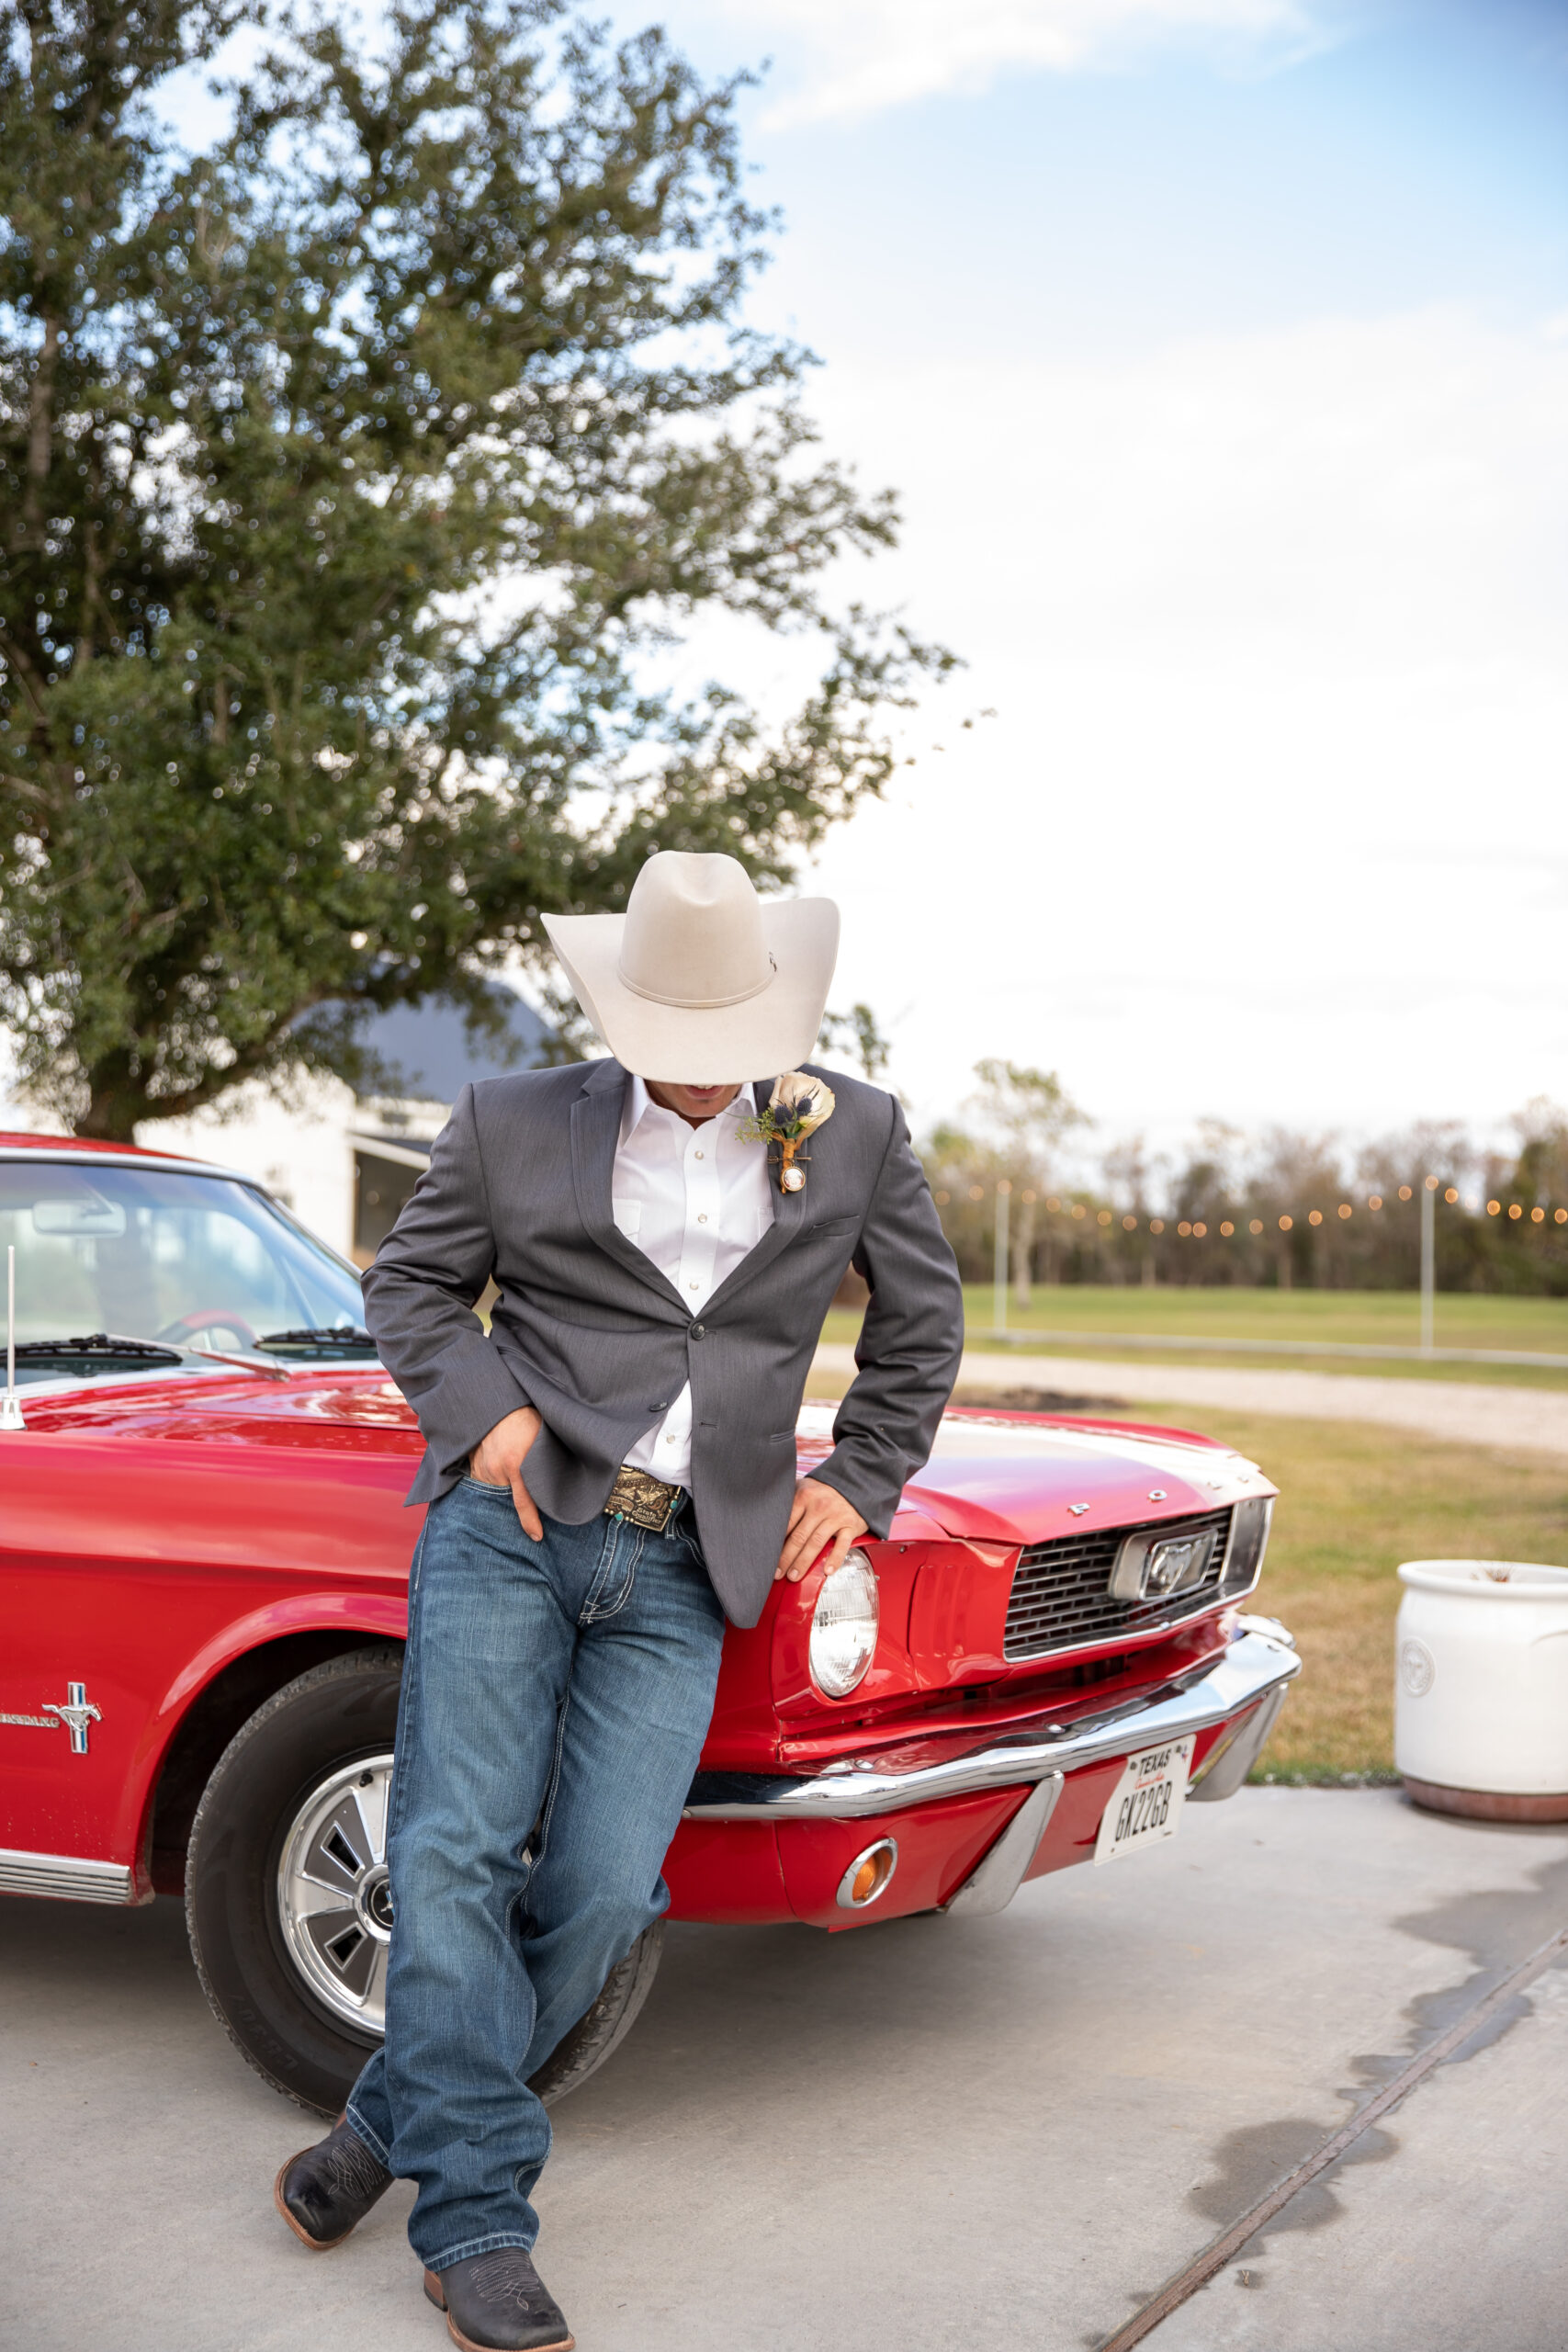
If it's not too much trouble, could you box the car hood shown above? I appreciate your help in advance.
[22,1377,1272,1541]
[795,1403,1273,1546]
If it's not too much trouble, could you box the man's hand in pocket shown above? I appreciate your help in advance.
[468,1407,544,1539]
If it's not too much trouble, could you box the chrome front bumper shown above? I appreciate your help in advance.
[682,1622,1299,1824]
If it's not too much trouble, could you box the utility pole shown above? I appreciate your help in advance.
[1420,1175,1437,1354]
[994,1181,1010,1339]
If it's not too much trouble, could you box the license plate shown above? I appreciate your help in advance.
[1094,1736,1195,1865]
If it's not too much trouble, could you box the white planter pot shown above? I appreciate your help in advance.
[1395,1559,1568,1822]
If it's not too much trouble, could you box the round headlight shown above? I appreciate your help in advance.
[809,1550,879,1698]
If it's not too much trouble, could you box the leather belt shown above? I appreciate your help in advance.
[604,1464,683,1534]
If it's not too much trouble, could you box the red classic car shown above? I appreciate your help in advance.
[0,1131,1298,2114]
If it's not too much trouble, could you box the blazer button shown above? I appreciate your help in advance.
[690,1324,705,1340]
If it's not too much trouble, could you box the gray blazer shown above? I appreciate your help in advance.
[361,1057,964,1625]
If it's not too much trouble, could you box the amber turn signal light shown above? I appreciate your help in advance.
[835,1837,898,1911]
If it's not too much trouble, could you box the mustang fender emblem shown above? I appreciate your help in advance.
[44,1682,102,1755]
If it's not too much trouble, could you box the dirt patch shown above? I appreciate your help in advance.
[953,1383,1130,1417]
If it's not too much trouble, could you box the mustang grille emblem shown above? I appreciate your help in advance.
[44,1682,102,1755]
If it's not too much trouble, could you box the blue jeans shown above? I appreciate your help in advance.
[344,1477,726,2270]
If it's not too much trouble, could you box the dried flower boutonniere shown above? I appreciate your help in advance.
[737,1070,837,1194]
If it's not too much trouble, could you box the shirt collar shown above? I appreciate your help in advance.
[619,1070,656,1148]
[619,1074,758,1147]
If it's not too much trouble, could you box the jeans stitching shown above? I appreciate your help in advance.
[425,2229,537,2270]
[579,1512,634,1622]
[344,2102,392,2167]
[582,1523,644,1618]
[528,1679,574,1886]
[581,1521,645,1623]
[385,1517,430,1850]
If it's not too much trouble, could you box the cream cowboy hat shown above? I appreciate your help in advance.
[542,852,840,1082]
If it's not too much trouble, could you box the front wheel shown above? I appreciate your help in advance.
[186,1647,663,2115]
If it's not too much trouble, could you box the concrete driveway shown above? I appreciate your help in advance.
[3,1790,1565,2351]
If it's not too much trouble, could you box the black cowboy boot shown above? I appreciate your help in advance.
[424,2248,574,2351]
[274,2112,394,2249]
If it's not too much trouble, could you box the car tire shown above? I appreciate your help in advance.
[185,1646,663,2117]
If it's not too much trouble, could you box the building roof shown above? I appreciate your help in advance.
[355,985,552,1105]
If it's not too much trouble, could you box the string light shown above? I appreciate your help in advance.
[937,1182,1566,1233]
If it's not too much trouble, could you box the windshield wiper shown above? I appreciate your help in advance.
[256,1326,378,1356]
[16,1333,185,1364]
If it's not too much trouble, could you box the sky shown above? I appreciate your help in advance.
[123,1,1568,1174]
[588,0,1568,1173]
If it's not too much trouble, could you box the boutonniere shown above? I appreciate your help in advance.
[737,1070,836,1194]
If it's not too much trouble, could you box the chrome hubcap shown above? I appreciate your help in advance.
[276,1754,394,2035]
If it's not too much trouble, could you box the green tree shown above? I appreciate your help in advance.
[817,999,890,1082]
[0,0,951,1137]
[968,1058,1087,1302]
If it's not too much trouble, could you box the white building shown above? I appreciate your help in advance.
[1,986,550,1267]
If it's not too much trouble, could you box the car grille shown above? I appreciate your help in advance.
[1002,1508,1235,1661]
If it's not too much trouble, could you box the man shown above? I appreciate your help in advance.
[274,851,964,2352]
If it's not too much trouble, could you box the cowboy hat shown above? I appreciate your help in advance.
[542,852,840,1082]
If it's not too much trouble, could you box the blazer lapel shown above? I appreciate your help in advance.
[570,1061,687,1316]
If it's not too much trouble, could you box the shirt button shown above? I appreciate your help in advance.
[697,1213,708,1224]
[689,1280,700,1290]
[694,1150,705,1159]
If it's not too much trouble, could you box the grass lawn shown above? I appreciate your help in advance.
[953,1283,1568,1353]
[819,1284,1568,1387]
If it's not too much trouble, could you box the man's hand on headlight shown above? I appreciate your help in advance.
[775,1477,868,1583]
[468,1406,544,1539]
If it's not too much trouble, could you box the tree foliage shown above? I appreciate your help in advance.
[817,998,890,1083]
[0,0,951,1136]
[924,1097,1568,1295]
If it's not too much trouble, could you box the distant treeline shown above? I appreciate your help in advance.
[920,1100,1568,1295]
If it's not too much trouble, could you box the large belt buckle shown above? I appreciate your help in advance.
[606,1465,680,1534]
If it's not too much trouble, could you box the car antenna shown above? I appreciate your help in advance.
[1,1244,24,1430]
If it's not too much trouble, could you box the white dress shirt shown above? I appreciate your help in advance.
[613,1075,774,1487]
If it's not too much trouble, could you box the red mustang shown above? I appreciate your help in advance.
[0,1131,1297,2113]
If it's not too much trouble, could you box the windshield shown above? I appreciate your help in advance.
[0,1159,367,1379]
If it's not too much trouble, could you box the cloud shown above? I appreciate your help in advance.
[788,306,1568,1131]
[702,0,1329,125]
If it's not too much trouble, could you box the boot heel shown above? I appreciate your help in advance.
[423,2268,447,2310]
